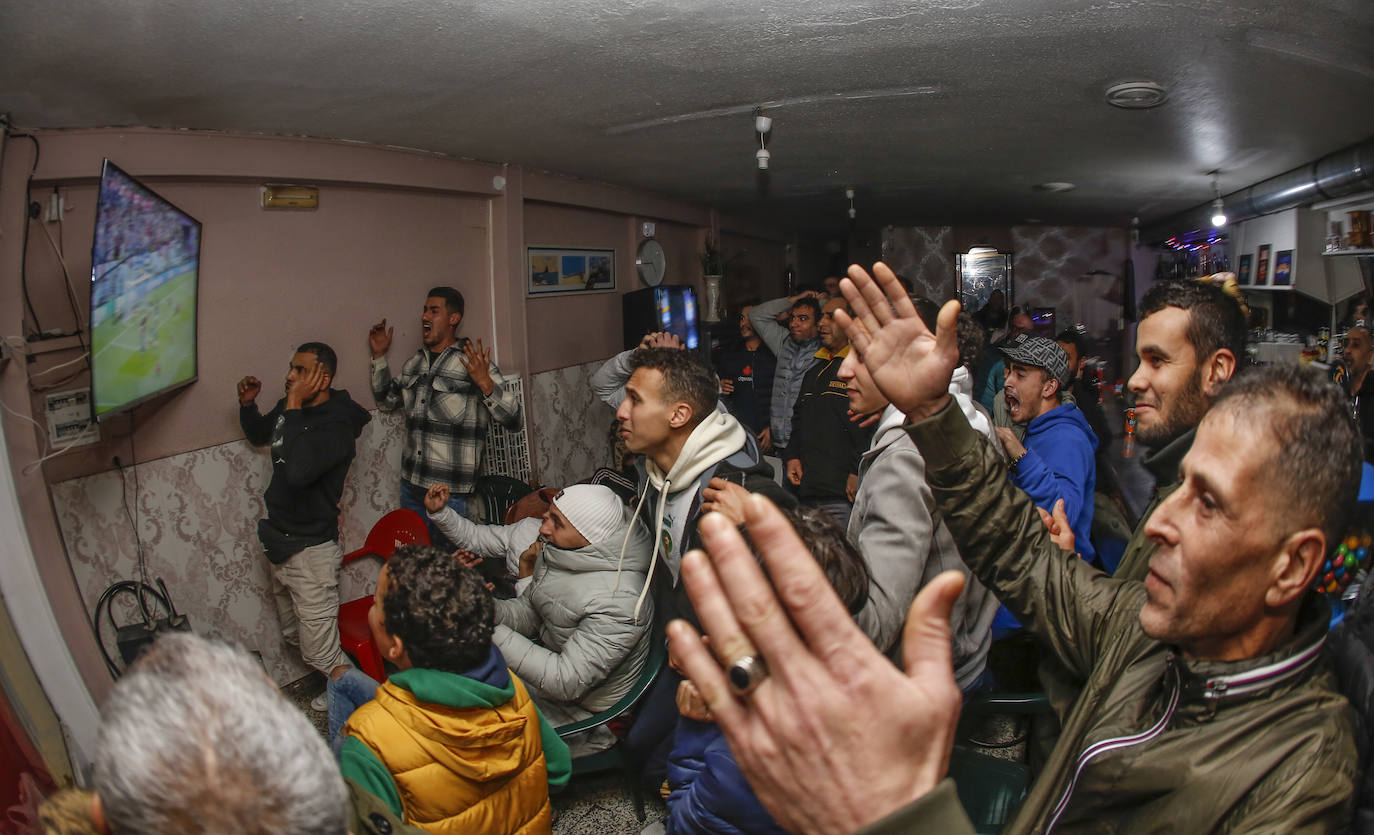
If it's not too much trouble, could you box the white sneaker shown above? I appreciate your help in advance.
[310,691,328,712]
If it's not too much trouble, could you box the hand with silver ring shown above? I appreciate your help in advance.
[727,653,769,697]
[667,496,967,835]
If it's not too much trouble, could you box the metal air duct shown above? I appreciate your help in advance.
[1144,135,1374,244]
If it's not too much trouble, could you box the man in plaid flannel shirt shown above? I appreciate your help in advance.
[369,286,522,548]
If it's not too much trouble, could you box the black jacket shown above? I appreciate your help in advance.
[1354,374,1374,464]
[240,389,371,563]
[713,341,777,436]
[782,348,874,502]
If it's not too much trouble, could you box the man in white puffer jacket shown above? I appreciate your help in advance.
[424,482,653,753]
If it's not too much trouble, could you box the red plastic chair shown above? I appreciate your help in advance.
[338,509,430,681]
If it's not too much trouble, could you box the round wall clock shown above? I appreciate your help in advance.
[636,239,667,287]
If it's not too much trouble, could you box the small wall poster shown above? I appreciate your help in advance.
[1273,250,1293,286]
[527,247,616,296]
[1237,254,1252,285]
[1255,245,1272,286]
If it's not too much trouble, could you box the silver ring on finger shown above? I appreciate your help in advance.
[727,654,769,697]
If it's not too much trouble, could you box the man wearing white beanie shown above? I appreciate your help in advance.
[425,482,653,753]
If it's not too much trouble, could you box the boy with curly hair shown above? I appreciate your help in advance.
[340,544,570,833]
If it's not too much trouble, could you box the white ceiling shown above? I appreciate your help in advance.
[2,0,1372,233]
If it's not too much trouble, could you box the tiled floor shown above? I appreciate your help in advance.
[551,772,666,834]
[281,670,330,738]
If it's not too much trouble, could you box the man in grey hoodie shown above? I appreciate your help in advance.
[424,482,653,753]
[839,304,999,691]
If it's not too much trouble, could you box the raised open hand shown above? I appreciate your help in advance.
[460,338,495,395]
[834,262,961,421]
[668,497,965,834]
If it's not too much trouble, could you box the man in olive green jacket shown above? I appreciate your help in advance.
[1034,278,1246,768]
[901,373,1356,832]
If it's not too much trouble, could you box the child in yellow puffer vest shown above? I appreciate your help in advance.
[340,544,571,834]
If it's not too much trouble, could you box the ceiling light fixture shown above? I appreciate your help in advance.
[1034,181,1076,193]
[1209,172,1227,228]
[1105,81,1168,109]
[755,110,772,171]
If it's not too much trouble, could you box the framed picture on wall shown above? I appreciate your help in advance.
[1237,254,1252,285]
[527,246,616,296]
[1255,245,1272,286]
[1273,250,1293,286]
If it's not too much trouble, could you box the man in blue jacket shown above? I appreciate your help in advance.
[995,335,1098,567]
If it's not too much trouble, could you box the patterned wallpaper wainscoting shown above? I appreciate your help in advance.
[50,409,406,686]
[528,358,617,489]
[1011,226,1128,334]
[882,226,955,300]
[881,225,1127,331]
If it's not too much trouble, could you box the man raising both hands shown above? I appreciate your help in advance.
[369,286,522,548]
[239,342,371,709]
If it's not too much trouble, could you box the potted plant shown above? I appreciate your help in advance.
[700,238,725,323]
[701,238,724,278]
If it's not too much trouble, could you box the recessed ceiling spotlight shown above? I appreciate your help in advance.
[1105,81,1168,109]
[1034,182,1076,193]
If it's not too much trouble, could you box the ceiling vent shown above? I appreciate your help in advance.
[1105,81,1168,109]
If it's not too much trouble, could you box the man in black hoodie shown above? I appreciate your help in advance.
[238,342,372,705]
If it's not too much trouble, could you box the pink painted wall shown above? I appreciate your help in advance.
[522,207,738,374]
[523,202,633,373]
[38,181,492,482]
[719,230,788,310]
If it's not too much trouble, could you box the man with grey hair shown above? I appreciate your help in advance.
[87,632,418,835]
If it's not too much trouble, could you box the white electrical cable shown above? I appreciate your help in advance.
[28,351,90,379]
[20,439,85,475]
[0,395,83,474]
[38,214,87,329]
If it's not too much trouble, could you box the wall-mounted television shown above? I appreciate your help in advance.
[89,160,201,421]
[622,285,699,352]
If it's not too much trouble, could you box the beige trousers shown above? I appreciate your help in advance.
[269,540,349,674]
